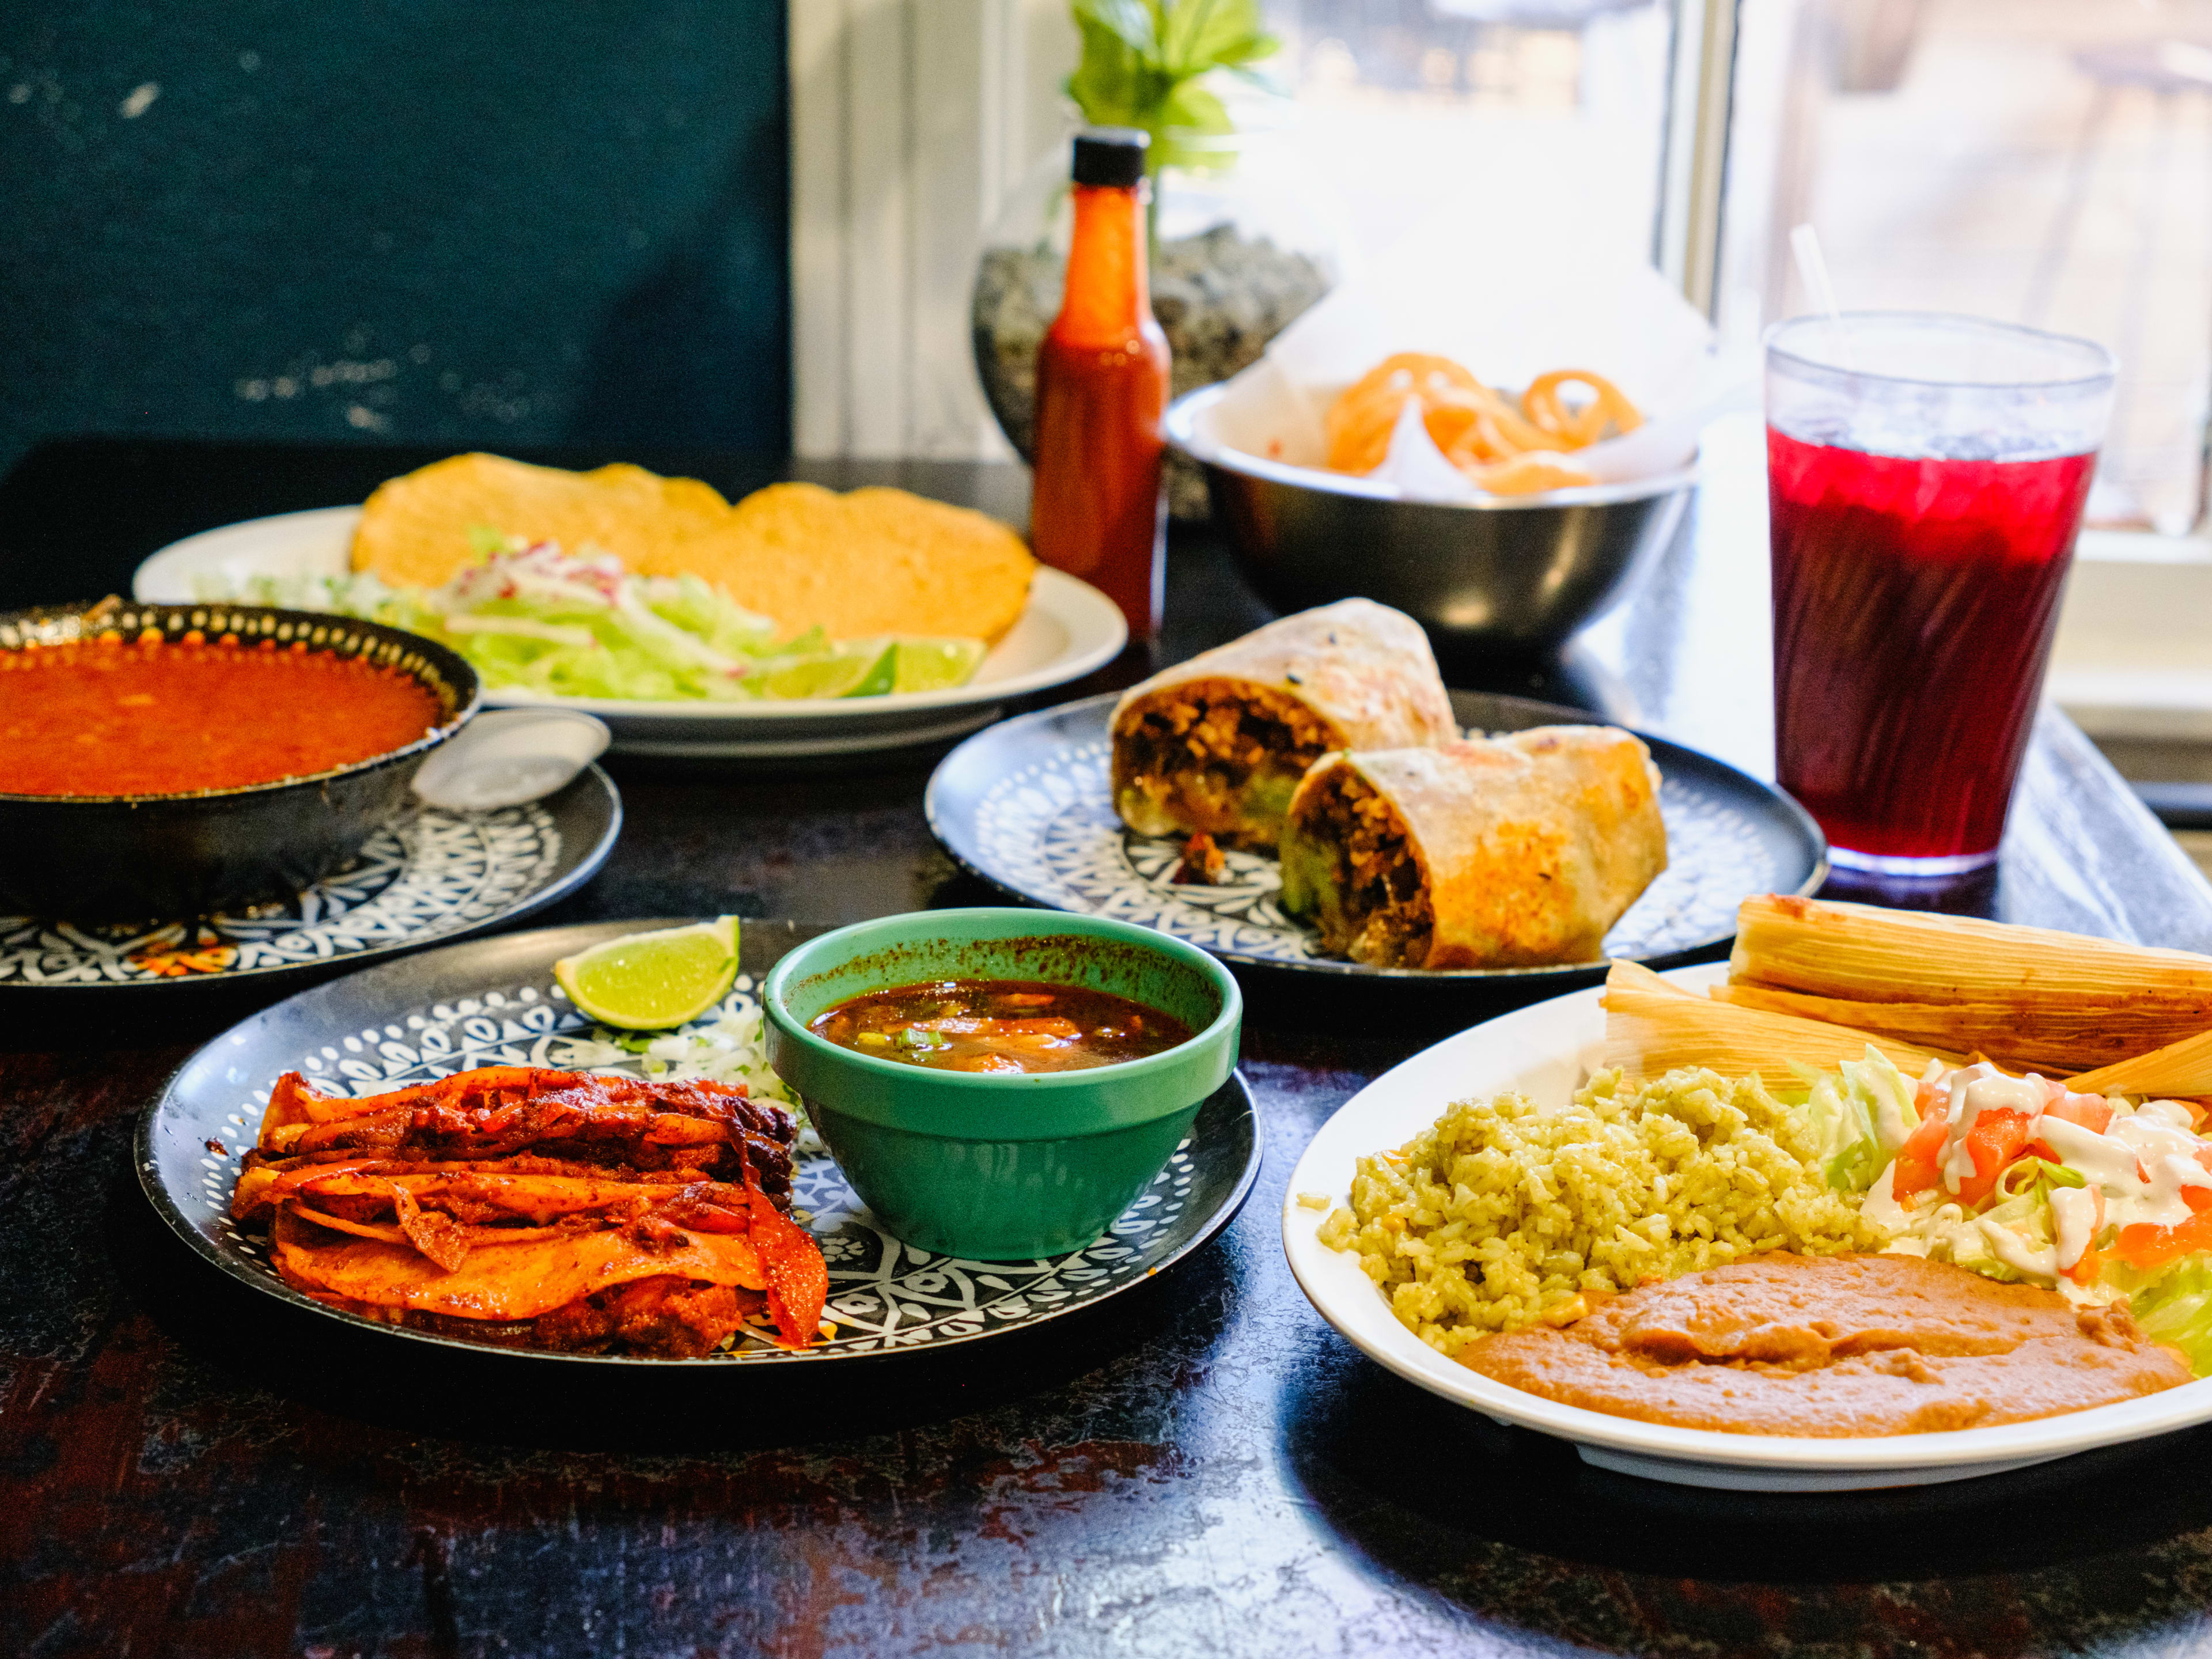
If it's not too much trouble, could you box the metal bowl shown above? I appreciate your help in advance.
[1166,382,1695,666]
[0,601,479,922]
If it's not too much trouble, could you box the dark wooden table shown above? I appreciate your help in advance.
[9,429,2212,1659]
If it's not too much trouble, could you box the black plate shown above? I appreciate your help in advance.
[1,764,619,993]
[139,918,1262,1365]
[925,690,1827,987]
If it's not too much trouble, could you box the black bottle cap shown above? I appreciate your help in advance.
[1071,127,1149,188]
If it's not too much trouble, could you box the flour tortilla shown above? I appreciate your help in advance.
[1112,599,1455,753]
[1285,725,1668,968]
[1108,599,1457,844]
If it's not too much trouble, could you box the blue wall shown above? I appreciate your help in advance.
[0,1,791,479]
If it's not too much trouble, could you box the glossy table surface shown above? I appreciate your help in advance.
[7,428,2212,1659]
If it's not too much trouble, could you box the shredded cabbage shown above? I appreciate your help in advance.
[2123,1257,2212,1373]
[1800,1046,1918,1192]
[198,534,980,702]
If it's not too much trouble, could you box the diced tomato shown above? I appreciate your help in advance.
[2041,1090,2113,1135]
[1891,1104,1953,1200]
[2116,1208,2212,1272]
[1952,1108,2037,1208]
[2064,1245,2106,1285]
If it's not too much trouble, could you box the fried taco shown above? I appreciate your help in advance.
[1278,725,1667,969]
[1109,599,1456,850]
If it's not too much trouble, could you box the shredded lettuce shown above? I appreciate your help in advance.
[1801,1046,1919,1193]
[2120,1257,2212,1373]
[195,536,983,702]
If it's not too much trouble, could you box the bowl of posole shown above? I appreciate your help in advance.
[763,909,1242,1260]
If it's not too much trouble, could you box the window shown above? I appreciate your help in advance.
[1259,0,1680,264]
[1720,0,2212,537]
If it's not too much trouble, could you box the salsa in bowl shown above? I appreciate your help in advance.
[808,978,1195,1074]
[764,909,1241,1259]
[0,601,478,922]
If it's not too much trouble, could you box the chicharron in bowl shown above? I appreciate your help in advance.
[0,601,480,922]
[1165,382,1695,667]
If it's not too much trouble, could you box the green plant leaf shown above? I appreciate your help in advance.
[1066,0,1281,132]
[1068,10,1157,126]
[1160,79,1232,137]
[1074,0,1158,54]
[1160,0,1272,76]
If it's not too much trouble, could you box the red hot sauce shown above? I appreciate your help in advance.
[1029,127,1171,642]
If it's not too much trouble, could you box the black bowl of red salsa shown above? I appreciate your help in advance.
[0,600,479,922]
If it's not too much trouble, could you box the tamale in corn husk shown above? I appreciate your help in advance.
[2070,1028,2212,1097]
[1726,895,2212,1074]
[1603,959,1947,1080]
[1710,983,2146,1075]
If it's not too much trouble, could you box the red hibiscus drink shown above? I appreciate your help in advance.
[1766,314,2114,875]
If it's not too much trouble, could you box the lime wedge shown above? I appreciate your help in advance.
[553,916,739,1029]
[842,642,899,697]
[757,644,896,700]
[893,637,987,693]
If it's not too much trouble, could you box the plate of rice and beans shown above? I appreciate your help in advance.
[1286,899,2212,1490]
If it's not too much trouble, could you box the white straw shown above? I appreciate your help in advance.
[1790,223,1858,368]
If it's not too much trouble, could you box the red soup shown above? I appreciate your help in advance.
[0,635,445,797]
[809,979,1194,1074]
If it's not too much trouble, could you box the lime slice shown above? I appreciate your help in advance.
[553,916,739,1029]
[893,637,987,693]
[756,644,896,700]
[841,642,899,697]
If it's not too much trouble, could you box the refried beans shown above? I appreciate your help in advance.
[1457,1253,2192,1436]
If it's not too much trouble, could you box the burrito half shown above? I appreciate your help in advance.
[1111,599,1456,849]
[1278,726,1667,969]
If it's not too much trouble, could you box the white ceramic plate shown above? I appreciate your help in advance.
[1283,963,2212,1491]
[133,506,1127,758]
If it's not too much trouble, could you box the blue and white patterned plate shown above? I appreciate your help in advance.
[139,918,1261,1365]
[0,766,620,991]
[927,691,1827,986]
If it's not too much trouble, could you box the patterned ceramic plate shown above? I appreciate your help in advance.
[926,691,1827,986]
[1,767,619,992]
[139,919,1262,1365]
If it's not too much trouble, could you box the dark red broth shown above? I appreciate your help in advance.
[809,979,1195,1074]
[0,636,444,797]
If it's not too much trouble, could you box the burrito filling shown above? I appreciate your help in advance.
[1115,682,1339,849]
[1281,767,1434,968]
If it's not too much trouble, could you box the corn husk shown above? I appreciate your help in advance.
[1711,983,2149,1075]
[1603,960,1946,1080]
[2070,1028,2212,1097]
[1728,895,2212,1073]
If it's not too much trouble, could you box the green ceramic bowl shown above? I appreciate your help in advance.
[764,909,1243,1260]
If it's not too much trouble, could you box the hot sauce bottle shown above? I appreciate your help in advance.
[1029,128,1171,642]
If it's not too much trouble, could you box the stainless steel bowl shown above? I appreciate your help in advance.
[1166,382,1695,665]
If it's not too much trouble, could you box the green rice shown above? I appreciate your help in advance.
[1316,1067,1879,1357]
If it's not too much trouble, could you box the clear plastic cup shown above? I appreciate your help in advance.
[1764,312,2116,875]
